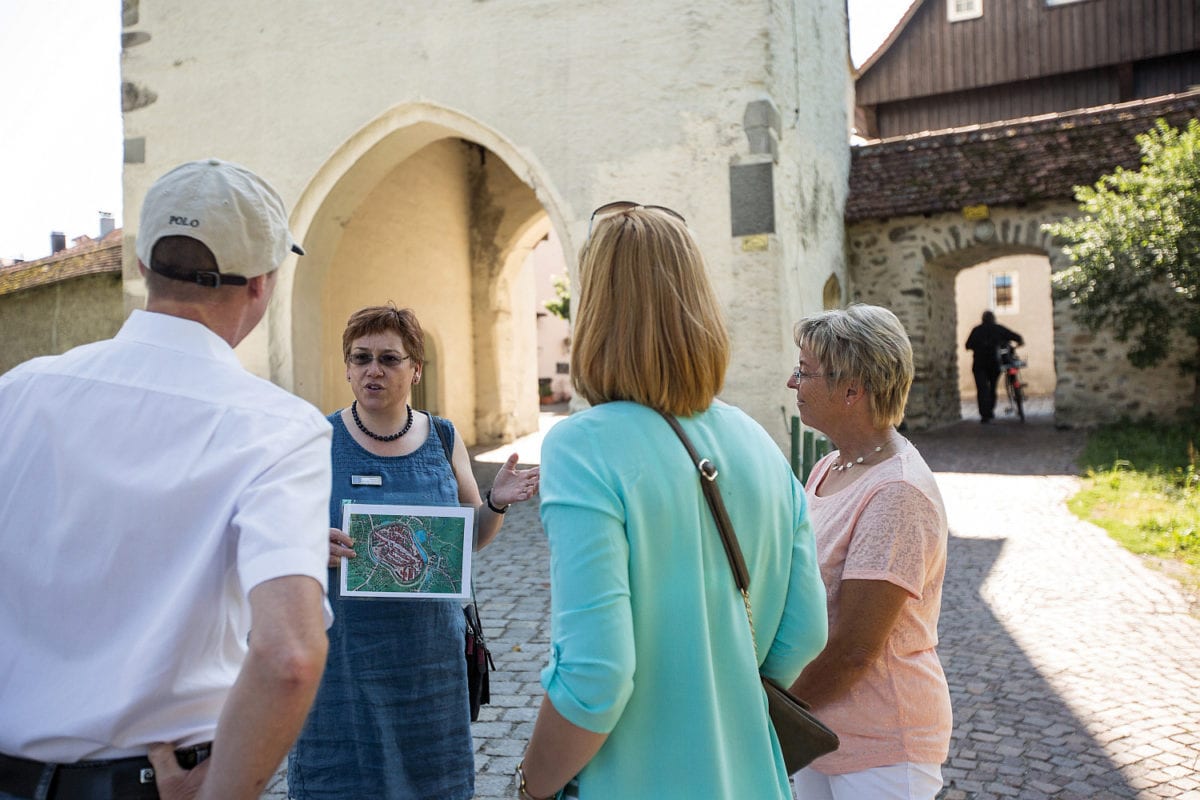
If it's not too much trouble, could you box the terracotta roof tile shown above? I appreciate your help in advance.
[846,91,1200,223]
[0,229,123,297]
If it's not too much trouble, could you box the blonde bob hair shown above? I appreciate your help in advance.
[793,304,913,428]
[571,206,729,416]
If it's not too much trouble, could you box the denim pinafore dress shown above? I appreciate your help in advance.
[288,411,472,800]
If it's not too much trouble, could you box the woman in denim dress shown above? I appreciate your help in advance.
[288,304,539,800]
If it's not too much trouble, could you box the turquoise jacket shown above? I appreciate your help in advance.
[539,401,828,799]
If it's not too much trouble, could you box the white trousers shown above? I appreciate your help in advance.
[791,762,943,800]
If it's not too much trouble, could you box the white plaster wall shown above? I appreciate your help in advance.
[121,0,851,445]
[734,0,853,442]
[529,232,572,401]
[506,251,540,422]
[507,238,542,432]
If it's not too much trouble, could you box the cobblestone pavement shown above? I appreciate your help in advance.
[911,410,1200,799]
[267,407,1200,799]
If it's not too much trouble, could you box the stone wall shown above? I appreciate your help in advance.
[1053,303,1194,424]
[848,202,1192,429]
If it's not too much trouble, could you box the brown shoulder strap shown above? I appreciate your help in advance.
[658,412,751,591]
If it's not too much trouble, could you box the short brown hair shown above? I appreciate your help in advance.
[571,206,729,416]
[341,304,425,364]
[793,304,913,428]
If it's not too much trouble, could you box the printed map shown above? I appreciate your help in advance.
[342,506,471,598]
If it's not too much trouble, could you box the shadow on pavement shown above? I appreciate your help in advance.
[466,407,1152,799]
[936,536,1138,799]
[907,412,1088,476]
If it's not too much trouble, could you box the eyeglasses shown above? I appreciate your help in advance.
[587,201,686,240]
[347,352,413,368]
[791,367,832,382]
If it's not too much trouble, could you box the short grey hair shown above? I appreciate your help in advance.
[793,304,914,428]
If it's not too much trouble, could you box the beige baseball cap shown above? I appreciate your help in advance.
[136,158,304,287]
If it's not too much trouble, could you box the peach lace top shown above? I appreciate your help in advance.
[804,437,952,774]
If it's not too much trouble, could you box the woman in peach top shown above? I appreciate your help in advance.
[786,305,952,800]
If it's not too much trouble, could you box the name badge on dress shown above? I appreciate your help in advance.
[351,474,382,486]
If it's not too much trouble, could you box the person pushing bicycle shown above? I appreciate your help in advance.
[965,310,1024,424]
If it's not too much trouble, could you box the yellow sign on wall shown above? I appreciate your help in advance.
[741,234,769,252]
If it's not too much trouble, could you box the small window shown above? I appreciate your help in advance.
[991,272,1018,313]
[948,0,983,22]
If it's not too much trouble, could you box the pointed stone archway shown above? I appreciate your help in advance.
[276,103,568,445]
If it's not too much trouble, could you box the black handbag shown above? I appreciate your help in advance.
[464,600,495,722]
[432,417,496,722]
[659,412,839,774]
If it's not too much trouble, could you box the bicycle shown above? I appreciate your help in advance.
[999,343,1026,422]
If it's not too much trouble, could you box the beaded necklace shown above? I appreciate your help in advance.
[351,401,414,442]
[830,440,893,472]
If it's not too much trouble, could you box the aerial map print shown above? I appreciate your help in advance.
[340,504,474,600]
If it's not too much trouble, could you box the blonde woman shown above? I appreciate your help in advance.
[515,203,828,799]
[786,305,952,800]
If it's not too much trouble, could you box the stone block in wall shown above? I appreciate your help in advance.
[742,98,781,161]
[730,162,775,237]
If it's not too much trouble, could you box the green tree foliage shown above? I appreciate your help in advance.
[544,274,570,320]
[1048,118,1200,377]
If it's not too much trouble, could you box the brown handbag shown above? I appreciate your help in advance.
[659,412,839,774]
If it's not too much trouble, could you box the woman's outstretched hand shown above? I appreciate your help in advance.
[489,452,540,508]
[327,527,356,568]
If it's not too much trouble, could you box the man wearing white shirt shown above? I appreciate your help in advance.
[0,159,332,800]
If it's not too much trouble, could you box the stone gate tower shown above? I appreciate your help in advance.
[121,0,852,446]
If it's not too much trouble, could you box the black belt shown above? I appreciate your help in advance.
[0,743,211,800]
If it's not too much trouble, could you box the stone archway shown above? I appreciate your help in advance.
[468,192,553,442]
[278,103,568,445]
[848,201,1195,429]
[848,202,1075,428]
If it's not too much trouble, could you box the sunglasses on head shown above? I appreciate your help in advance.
[586,201,686,240]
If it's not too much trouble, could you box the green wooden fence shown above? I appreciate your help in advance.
[789,415,831,484]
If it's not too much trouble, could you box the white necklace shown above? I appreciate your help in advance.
[831,444,884,472]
